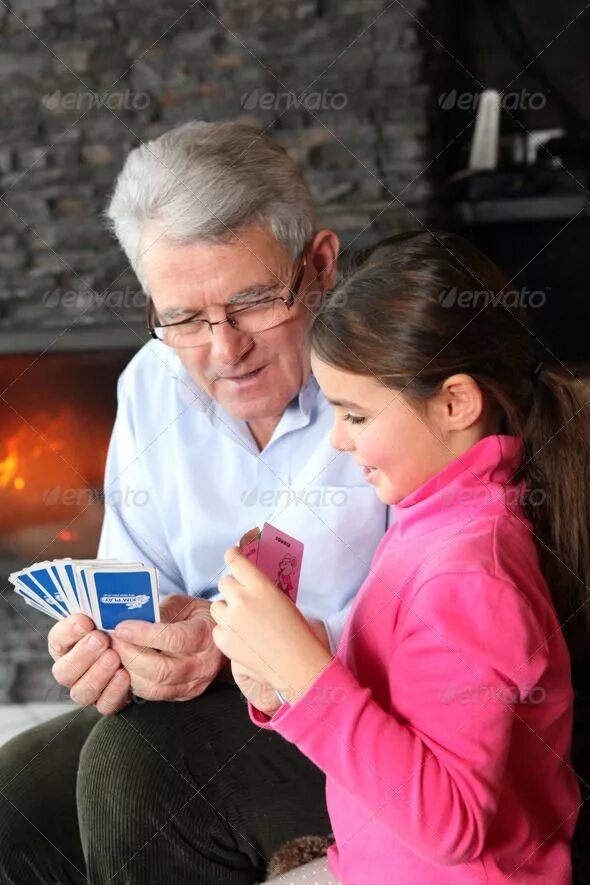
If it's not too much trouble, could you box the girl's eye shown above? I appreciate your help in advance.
[343,413,365,425]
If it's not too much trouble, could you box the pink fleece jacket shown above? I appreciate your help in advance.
[250,435,580,884]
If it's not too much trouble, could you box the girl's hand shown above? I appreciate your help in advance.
[211,547,333,701]
[231,660,281,717]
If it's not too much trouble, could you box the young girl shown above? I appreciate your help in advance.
[210,231,587,884]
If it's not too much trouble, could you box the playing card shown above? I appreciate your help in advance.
[12,581,62,620]
[10,557,160,631]
[56,558,122,613]
[9,563,69,618]
[239,522,303,603]
[74,564,93,616]
[83,566,160,632]
[48,562,76,611]
[240,526,262,562]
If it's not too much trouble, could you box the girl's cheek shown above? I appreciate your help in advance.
[359,435,387,469]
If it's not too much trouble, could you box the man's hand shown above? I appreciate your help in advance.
[111,594,225,702]
[48,615,130,715]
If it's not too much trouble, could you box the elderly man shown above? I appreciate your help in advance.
[0,121,387,884]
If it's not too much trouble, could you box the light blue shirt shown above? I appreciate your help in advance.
[97,340,388,653]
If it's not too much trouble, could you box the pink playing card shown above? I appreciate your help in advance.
[239,522,303,603]
[240,528,261,564]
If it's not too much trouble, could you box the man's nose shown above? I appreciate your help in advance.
[209,319,254,366]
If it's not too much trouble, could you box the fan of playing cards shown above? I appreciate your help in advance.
[9,560,160,632]
[9,523,303,634]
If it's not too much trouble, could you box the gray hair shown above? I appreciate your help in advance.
[105,120,316,285]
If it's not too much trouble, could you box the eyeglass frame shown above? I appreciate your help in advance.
[146,250,309,346]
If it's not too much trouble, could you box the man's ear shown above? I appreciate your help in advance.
[307,229,340,296]
[436,374,485,431]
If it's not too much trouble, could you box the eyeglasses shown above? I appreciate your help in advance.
[147,253,308,349]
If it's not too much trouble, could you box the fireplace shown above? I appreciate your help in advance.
[2,362,120,570]
[0,328,144,571]
[0,326,145,700]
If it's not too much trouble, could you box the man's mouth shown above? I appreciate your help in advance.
[219,365,267,383]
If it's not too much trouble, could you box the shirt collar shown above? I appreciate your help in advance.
[150,342,213,414]
[390,434,526,539]
[290,371,319,420]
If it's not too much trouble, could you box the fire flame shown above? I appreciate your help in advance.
[0,410,108,541]
[0,414,68,492]
[0,450,23,489]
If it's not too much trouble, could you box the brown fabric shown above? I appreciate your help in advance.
[266,835,335,878]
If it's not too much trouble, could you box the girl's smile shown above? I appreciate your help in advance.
[310,354,492,505]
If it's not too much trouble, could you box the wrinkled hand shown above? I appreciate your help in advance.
[111,594,225,702]
[211,547,332,701]
[48,614,129,715]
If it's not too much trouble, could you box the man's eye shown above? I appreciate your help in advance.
[229,296,277,313]
[343,413,365,425]
[161,312,203,324]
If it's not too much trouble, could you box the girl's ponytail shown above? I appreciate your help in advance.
[517,367,590,677]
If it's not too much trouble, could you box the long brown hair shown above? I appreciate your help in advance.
[311,230,590,675]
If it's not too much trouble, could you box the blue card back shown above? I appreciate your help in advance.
[92,571,157,630]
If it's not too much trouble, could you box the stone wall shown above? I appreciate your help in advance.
[0,0,435,335]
